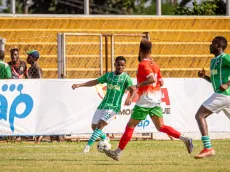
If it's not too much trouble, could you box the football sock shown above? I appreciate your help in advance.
[201,135,212,148]
[118,126,134,150]
[115,147,122,154]
[99,132,107,141]
[87,128,105,146]
[159,125,181,139]
[179,135,188,142]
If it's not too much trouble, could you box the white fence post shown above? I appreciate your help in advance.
[0,37,6,51]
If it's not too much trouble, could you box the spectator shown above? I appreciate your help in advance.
[26,50,43,143]
[8,48,28,141]
[8,48,28,79]
[0,50,11,79]
[26,50,42,79]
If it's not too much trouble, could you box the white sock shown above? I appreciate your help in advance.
[115,147,122,154]
[179,135,187,142]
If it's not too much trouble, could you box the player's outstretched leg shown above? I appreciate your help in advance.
[159,125,194,154]
[104,125,135,161]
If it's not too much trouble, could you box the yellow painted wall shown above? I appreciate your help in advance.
[1,17,230,78]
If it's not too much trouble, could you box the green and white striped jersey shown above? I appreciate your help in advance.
[210,53,230,95]
[97,72,133,113]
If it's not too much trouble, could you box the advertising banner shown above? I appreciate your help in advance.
[0,79,229,136]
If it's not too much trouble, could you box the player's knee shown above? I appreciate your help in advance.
[97,120,107,129]
[91,124,96,130]
[195,113,203,121]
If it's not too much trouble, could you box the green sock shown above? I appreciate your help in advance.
[100,132,107,141]
[201,136,212,148]
[87,128,105,146]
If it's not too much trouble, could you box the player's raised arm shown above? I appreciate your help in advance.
[72,79,99,90]
[198,68,211,83]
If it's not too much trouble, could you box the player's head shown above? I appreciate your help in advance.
[210,36,228,54]
[139,39,152,61]
[0,50,4,60]
[10,48,19,64]
[114,56,126,74]
[26,50,40,64]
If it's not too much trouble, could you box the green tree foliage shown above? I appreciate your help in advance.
[143,1,176,15]
[3,0,176,15]
[90,0,148,14]
[173,0,226,15]
[90,0,176,15]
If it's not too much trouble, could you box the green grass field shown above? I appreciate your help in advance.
[0,140,230,172]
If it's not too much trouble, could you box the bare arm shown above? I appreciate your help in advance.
[204,75,211,83]
[198,68,211,83]
[136,75,155,88]
[219,80,230,92]
[124,87,136,106]
[72,79,99,89]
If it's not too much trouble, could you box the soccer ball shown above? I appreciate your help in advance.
[97,139,111,153]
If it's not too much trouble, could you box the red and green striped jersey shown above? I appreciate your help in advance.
[97,72,133,113]
[210,53,230,95]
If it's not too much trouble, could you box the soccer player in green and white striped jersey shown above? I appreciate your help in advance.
[195,36,230,159]
[72,56,135,153]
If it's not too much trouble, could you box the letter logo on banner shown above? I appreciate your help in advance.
[161,88,170,105]
[138,119,150,129]
[0,84,33,132]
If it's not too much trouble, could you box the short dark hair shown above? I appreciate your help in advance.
[10,48,19,54]
[215,36,228,50]
[115,56,126,62]
[140,39,152,53]
[0,50,4,60]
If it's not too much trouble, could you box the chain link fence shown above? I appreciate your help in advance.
[59,33,103,79]
[58,33,149,78]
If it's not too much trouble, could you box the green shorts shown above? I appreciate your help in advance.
[131,105,163,120]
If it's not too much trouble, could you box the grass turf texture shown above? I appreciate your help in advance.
[0,140,230,172]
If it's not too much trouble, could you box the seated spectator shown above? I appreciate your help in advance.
[8,48,28,79]
[0,50,11,79]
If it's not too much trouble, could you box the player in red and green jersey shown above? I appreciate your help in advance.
[195,36,230,159]
[104,40,193,161]
[72,56,135,153]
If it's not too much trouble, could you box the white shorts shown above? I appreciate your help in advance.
[92,109,117,124]
[202,93,230,119]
